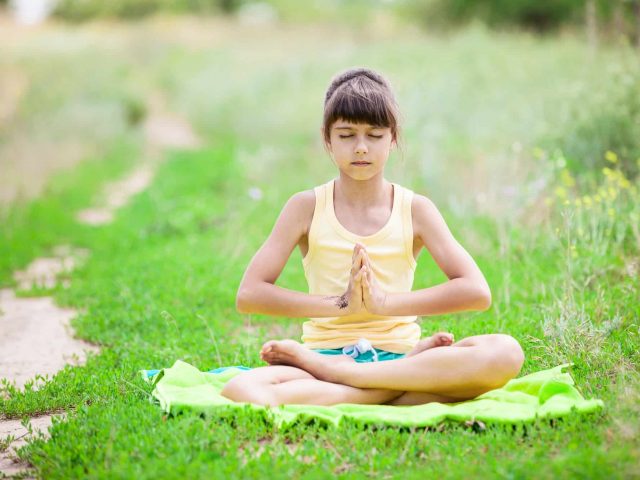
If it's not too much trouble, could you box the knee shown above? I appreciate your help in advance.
[220,376,278,407]
[484,334,525,388]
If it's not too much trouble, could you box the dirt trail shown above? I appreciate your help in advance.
[0,95,201,477]
[76,93,200,226]
[0,414,63,478]
[0,287,99,390]
[0,246,96,477]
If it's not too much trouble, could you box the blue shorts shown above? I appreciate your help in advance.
[311,338,406,364]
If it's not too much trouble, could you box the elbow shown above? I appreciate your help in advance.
[475,286,492,311]
[236,288,253,314]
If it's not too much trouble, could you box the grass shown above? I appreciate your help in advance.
[1,15,638,479]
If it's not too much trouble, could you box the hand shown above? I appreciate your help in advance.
[361,249,388,315]
[338,243,367,316]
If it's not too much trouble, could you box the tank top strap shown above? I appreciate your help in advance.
[400,184,417,270]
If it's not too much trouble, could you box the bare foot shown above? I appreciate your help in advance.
[259,339,350,383]
[405,332,455,358]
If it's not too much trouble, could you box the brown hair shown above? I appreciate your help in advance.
[322,67,401,146]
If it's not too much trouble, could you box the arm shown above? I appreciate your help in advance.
[236,191,355,318]
[380,195,491,317]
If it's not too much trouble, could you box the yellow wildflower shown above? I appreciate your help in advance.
[608,187,617,200]
[618,177,630,189]
[564,200,570,206]
[602,167,613,178]
[594,194,602,203]
[605,151,618,164]
[560,169,576,187]
[574,198,583,207]
[608,208,615,217]
[582,195,592,208]
[598,187,607,198]
[554,186,567,199]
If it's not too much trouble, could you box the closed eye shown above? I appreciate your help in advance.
[338,134,383,139]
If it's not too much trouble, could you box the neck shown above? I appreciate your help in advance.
[334,173,392,210]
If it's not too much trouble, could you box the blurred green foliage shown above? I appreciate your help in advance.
[399,0,637,32]
[404,0,578,31]
[552,64,640,178]
[54,0,243,21]
[50,0,640,33]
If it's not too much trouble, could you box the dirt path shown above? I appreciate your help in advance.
[0,96,201,477]
[76,93,200,226]
[0,414,62,478]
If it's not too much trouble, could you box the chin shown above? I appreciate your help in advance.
[345,172,377,181]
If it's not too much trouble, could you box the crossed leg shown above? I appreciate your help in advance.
[220,333,524,407]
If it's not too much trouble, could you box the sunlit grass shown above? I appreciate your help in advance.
[0,16,638,478]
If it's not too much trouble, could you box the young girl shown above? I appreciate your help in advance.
[221,67,524,407]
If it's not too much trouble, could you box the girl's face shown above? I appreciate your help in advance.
[325,120,395,180]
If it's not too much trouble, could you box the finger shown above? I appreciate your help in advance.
[360,264,368,278]
[352,250,364,273]
[363,251,372,268]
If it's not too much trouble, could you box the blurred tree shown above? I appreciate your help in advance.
[403,0,580,32]
[634,0,640,48]
[586,0,597,49]
[397,0,640,48]
[53,0,244,21]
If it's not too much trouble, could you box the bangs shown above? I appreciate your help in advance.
[323,78,398,142]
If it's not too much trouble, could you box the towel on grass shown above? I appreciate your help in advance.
[141,360,604,430]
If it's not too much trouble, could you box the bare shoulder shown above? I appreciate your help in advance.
[411,193,442,237]
[410,191,460,251]
[287,188,316,236]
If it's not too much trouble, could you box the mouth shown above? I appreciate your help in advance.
[351,162,371,166]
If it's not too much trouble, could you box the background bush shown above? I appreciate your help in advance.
[53,0,243,21]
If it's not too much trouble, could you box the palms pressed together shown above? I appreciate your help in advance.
[258,243,455,365]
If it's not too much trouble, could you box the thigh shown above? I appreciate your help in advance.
[384,390,462,406]
[452,333,518,349]
[222,364,404,406]
[220,364,316,403]
[227,364,316,387]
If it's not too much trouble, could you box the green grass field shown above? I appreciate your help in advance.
[1,16,639,478]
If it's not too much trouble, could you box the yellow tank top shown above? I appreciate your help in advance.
[300,178,421,354]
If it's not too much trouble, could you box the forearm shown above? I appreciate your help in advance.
[381,278,491,317]
[236,282,349,317]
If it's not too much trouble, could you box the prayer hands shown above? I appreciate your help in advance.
[340,243,388,316]
[359,245,388,315]
[341,244,366,315]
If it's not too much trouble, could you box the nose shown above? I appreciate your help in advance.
[355,137,368,155]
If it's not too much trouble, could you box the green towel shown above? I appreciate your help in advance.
[143,360,604,430]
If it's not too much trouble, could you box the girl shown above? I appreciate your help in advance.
[221,67,524,407]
